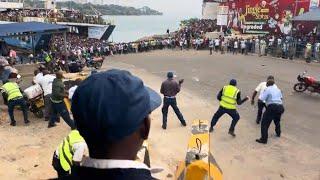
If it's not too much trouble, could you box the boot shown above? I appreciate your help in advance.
[209,126,214,133]
[228,130,236,137]
[256,139,267,144]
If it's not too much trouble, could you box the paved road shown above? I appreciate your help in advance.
[109,50,320,149]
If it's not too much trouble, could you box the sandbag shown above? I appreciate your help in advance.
[24,84,43,99]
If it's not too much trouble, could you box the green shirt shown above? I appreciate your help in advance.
[51,78,65,103]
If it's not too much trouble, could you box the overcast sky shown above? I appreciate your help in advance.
[104,0,203,17]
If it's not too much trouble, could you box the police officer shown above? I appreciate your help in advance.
[1,73,29,126]
[256,78,284,144]
[160,72,186,129]
[209,79,249,137]
[52,128,87,178]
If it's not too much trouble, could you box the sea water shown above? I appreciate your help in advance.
[103,14,197,43]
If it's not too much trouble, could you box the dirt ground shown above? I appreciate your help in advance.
[0,50,319,180]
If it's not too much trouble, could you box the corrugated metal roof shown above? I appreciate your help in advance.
[0,22,67,37]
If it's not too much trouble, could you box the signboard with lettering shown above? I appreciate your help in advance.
[222,0,312,34]
[217,5,229,25]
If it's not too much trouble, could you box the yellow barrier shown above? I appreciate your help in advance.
[175,120,223,180]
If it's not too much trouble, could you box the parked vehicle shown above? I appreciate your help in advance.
[293,71,320,94]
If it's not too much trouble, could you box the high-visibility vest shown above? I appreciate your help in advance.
[220,85,239,109]
[1,82,23,101]
[44,54,51,62]
[59,130,85,172]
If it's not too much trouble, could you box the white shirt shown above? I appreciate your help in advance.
[234,41,238,48]
[68,85,78,100]
[261,85,283,105]
[256,82,278,100]
[81,158,149,170]
[215,39,220,46]
[38,74,55,96]
[55,142,87,162]
[33,73,43,84]
[255,82,268,100]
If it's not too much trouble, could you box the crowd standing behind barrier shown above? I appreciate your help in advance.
[2,19,319,64]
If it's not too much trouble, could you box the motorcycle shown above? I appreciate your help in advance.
[293,71,320,93]
[86,56,103,69]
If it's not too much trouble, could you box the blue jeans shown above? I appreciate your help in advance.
[162,97,185,126]
[50,101,75,129]
[210,106,240,132]
[8,97,28,123]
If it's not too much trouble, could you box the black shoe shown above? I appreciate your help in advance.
[276,133,281,137]
[48,123,57,128]
[10,121,16,126]
[228,130,236,137]
[162,124,167,130]
[181,121,187,126]
[24,120,30,124]
[256,119,260,124]
[256,139,267,144]
[56,119,60,123]
[44,118,49,121]
[209,126,214,133]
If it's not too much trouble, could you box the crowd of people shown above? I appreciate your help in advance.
[0,9,105,25]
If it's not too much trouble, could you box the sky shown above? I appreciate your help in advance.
[103,0,203,17]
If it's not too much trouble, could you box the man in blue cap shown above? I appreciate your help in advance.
[160,71,186,129]
[209,79,249,137]
[70,69,161,179]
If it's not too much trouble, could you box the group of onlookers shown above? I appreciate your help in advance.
[0,9,105,25]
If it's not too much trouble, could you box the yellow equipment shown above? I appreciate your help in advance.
[175,120,223,180]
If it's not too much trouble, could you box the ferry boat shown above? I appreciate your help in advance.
[0,0,115,52]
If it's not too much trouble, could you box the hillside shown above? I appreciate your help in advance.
[24,0,163,16]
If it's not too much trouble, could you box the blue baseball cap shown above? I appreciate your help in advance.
[71,69,161,143]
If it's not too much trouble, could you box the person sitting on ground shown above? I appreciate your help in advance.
[70,69,161,179]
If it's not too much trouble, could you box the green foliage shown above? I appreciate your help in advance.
[23,0,163,16]
[180,18,200,27]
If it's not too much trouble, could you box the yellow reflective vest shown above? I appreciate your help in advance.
[220,85,239,110]
[59,130,85,172]
[1,82,23,101]
[44,54,51,63]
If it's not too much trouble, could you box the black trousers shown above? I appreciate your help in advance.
[8,98,28,123]
[52,153,70,179]
[50,101,75,129]
[210,106,240,132]
[260,104,285,142]
[257,100,266,123]
[162,97,185,125]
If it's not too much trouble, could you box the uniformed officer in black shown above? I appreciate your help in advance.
[256,78,285,144]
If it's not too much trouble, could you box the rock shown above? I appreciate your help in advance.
[166,173,173,178]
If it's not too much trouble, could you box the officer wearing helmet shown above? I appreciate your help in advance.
[209,79,249,137]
